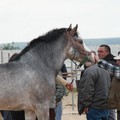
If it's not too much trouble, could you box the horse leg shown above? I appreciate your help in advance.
[25,110,36,120]
[35,103,49,120]
[49,108,55,120]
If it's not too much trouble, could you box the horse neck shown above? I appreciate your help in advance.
[20,40,67,75]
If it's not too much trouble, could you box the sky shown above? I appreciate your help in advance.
[0,0,120,43]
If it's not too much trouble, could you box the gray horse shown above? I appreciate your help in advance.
[0,25,92,120]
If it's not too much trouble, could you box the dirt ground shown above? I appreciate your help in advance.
[62,92,86,120]
[62,92,117,120]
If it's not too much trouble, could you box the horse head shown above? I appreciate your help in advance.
[66,24,95,66]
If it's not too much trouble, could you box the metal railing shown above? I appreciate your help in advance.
[0,50,20,64]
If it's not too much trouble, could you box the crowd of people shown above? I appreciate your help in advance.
[0,44,120,120]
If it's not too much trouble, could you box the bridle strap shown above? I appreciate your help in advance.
[66,31,92,69]
[71,55,91,69]
[77,55,91,68]
[66,31,88,56]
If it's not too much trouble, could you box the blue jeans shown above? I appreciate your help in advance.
[86,108,109,120]
[55,101,62,120]
[1,111,12,120]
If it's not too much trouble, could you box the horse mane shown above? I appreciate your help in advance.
[12,27,79,61]
[13,28,67,60]
[30,28,67,45]
[9,53,19,62]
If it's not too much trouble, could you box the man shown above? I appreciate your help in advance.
[49,63,68,120]
[98,52,120,120]
[98,59,120,79]
[97,44,116,63]
[111,52,120,120]
[97,44,116,120]
[78,44,116,120]
[55,63,67,120]
[78,58,111,119]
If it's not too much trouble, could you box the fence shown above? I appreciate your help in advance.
[0,50,21,64]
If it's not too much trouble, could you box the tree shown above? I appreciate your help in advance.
[2,42,20,50]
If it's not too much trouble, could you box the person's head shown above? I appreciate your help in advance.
[97,44,111,59]
[9,53,19,62]
[118,51,120,55]
[84,62,92,69]
[114,52,120,65]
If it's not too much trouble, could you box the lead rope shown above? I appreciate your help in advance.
[77,55,91,69]
[71,55,91,70]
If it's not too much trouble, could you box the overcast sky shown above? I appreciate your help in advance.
[0,0,120,43]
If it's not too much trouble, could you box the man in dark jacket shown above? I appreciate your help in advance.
[97,44,116,120]
[78,44,116,120]
[98,51,120,120]
[97,44,116,63]
[78,61,111,119]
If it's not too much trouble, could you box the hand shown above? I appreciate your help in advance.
[91,50,99,63]
[84,107,89,114]
[94,55,99,63]
[66,83,73,91]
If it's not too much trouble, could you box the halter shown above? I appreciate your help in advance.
[67,33,87,52]
[66,31,91,68]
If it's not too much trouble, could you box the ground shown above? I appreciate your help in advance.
[62,92,86,120]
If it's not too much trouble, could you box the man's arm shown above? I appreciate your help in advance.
[98,59,120,79]
[56,75,73,91]
[78,69,95,108]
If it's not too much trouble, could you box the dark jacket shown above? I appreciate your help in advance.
[78,64,111,109]
[103,53,116,66]
[108,77,120,110]
[60,64,67,80]
[103,53,120,109]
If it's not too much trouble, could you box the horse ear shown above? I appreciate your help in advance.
[68,24,72,29]
[70,24,78,36]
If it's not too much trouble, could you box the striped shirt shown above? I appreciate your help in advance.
[98,59,120,80]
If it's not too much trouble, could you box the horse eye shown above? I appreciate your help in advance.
[79,40,83,44]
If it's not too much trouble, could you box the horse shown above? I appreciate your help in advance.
[0,24,93,120]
